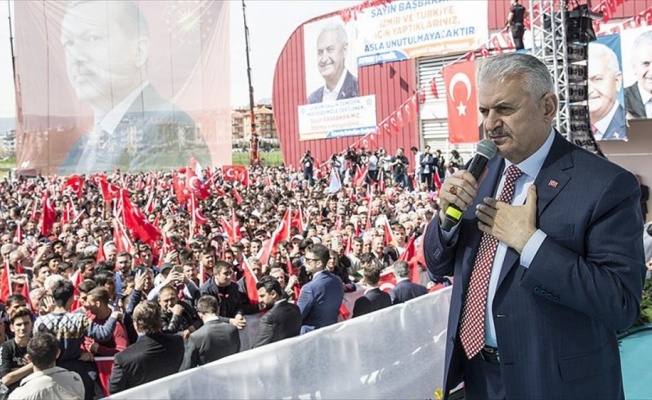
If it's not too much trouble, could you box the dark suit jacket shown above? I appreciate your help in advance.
[109,333,184,394]
[59,84,212,175]
[599,104,627,140]
[624,82,647,118]
[179,319,240,370]
[252,300,302,348]
[424,132,646,399]
[389,279,429,305]
[307,70,359,104]
[352,287,391,318]
[297,270,344,333]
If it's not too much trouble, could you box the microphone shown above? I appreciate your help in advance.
[441,139,497,232]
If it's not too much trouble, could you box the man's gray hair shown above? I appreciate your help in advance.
[392,260,410,278]
[589,42,620,74]
[318,22,348,46]
[632,31,652,61]
[477,53,554,102]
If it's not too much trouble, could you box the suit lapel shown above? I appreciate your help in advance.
[496,133,573,289]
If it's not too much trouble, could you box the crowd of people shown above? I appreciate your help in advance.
[0,145,456,399]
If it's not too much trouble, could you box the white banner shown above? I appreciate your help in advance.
[298,95,377,141]
[357,0,488,67]
[110,287,452,399]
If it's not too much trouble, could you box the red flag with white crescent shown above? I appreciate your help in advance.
[443,60,479,144]
[378,269,397,293]
[223,165,249,186]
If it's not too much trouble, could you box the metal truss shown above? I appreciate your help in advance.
[530,0,572,139]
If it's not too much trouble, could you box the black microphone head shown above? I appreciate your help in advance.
[476,139,497,159]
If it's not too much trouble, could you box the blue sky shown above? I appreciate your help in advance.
[0,0,360,118]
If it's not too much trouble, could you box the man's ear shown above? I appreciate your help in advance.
[135,37,150,68]
[542,93,558,122]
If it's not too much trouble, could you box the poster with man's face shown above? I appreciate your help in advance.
[620,25,652,120]
[587,34,627,141]
[304,17,361,104]
[15,0,231,175]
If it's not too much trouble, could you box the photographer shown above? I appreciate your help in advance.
[299,150,315,186]
[390,148,410,189]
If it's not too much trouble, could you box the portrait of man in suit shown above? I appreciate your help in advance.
[588,41,627,140]
[58,0,212,174]
[307,22,359,104]
[624,30,652,119]
[425,53,645,399]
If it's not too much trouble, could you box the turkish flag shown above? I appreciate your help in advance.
[223,165,249,186]
[0,260,12,303]
[443,60,479,144]
[242,258,259,305]
[98,178,121,202]
[186,167,211,200]
[63,175,84,198]
[353,165,369,188]
[378,269,397,293]
[40,192,57,236]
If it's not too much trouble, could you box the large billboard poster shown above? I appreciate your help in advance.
[588,34,627,141]
[14,0,231,175]
[356,0,488,67]
[300,16,376,141]
[620,25,652,121]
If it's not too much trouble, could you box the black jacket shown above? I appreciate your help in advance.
[199,279,259,317]
[179,319,240,370]
[352,288,392,318]
[109,333,184,394]
[389,279,429,304]
[253,300,302,348]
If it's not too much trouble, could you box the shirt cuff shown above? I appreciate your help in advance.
[520,229,547,268]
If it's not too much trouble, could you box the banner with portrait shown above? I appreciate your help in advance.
[588,34,628,141]
[14,0,231,175]
[301,16,375,141]
[620,25,652,122]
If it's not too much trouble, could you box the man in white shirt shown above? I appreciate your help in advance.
[307,22,358,104]
[58,0,211,174]
[9,333,85,400]
[625,30,652,119]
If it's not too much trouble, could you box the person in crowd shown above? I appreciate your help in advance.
[0,307,34,394]
[81,287,129,357]
[389,260,429,305]
[8,333,85,400]
[33,279,122,400]
[307,22,358,104]
[588,41,627,140]
[390,148,409,189]
[108,301,184,394]
[157,285,202,338]
[424,53,645,399]
[253,276,302,348]
[299,150,315,186]
[419,146,436,191]
[180,295,240,370]
[269,267,300,302]
[199,261,254,329]
[351,265,391,318]
[296,244,344,334]
[625,30,652,118]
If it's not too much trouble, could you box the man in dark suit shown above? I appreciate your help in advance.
[388,260,428,305]
[587,42,627,140]
[352,265,391,318]
[58,0,212,175]
[424,53,645,399]
[296,243,344,334]
[624,30,652,119]
[307,22,358,104]
[109,301,184,394]
[252,276,302,348]
[179,295,240,370]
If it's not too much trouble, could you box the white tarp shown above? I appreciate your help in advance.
[110,286,452,399]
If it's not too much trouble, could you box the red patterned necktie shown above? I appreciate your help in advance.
[459,165,523,359]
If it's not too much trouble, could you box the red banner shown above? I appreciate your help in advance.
[443,60,479,144]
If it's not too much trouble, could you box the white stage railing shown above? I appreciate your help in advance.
[110,287,451,400]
